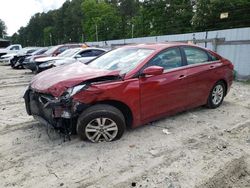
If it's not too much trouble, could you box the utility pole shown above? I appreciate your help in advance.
[132,24,134,39]
[95,24,99,42]
[49,33,52,46]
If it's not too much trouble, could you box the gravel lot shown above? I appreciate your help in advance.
[0,64,250,188]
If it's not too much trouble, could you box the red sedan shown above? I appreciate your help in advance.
[24,43,234,142]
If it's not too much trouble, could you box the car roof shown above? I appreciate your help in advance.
[80,47,107,51]
[123,42,198,50]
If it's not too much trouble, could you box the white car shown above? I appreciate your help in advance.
[0,53,16,65]
[37,47,107,72]
[0,44,22,57]
[0,47,39,65]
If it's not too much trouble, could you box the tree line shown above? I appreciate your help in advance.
[8,0,250,46]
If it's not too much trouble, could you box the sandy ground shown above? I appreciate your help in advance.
[0,64,249,188]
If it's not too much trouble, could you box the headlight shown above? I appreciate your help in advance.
[62,84,87,99]
[22,86,29,97]
[28,57,34,62]
[39,61,55,68]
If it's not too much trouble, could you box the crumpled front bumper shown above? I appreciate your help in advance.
[24,88,71,128]
[23,88,88,134]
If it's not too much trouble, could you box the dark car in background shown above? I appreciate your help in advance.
[10,47,42,68]
[23,44,87,72]
[12,47,49,69]
[24,43,234,143]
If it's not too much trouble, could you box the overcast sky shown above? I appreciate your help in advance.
[0,0,67,36]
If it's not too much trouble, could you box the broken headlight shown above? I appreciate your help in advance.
[62,84,87,99]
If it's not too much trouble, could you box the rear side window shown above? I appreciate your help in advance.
[93,50,105,56]
[147,48,182,70]
[183,47,209,65]
[208,52,219,61]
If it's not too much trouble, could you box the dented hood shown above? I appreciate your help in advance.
[30,62,120,97]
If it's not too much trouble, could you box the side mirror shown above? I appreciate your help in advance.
[142,66,164,76]
[75,54,81,59]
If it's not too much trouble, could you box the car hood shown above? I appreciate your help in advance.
[35,56,61,62]
[1,53,16,58]
[30,62,120,97]
[54,58,76,66]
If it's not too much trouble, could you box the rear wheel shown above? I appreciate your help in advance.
[207,81,225,109]
[77,104,125,143]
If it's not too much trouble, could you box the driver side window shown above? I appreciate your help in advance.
[10,46,20,50]
[147,48,182,70]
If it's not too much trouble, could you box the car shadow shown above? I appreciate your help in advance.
[29,101,234,145]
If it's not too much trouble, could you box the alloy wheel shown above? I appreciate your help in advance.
[212,85,224,105]
[85,117,118,143]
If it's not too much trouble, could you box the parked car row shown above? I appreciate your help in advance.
[12,47,49,69]
[0,43,107,73]
[29,47,107,73]
[23,43,234,143]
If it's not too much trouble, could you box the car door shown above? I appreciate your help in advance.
[181,46,223,108]
[139,47,188,122]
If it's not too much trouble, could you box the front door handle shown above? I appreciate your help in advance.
[210,65,215,69]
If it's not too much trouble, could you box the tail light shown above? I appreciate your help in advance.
[229,62,234,70]
[223,59,234,70]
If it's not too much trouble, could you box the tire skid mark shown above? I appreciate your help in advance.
[0,83,29,89]
[0,120,38,135]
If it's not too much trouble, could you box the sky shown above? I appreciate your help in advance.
[0,0,67,36]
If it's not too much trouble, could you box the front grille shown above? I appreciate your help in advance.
[29,91,56,125]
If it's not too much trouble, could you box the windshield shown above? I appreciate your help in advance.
[44,46,58,55]
[58,48,81,57]
[17,47,34,54]
[32,48,48,55]
[88,47,155,74]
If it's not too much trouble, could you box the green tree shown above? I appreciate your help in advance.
[192,0,250,31]
[10,0,250,45]
[0,19,7,38]
[142,0,193,36]
[43,26,54,46]
[118,0,140,38]
[82,0,121,41]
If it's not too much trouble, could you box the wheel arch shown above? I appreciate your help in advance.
[93,100,133,129]
[216,79,228,96]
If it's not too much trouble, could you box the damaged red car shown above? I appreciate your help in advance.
[24,43,234,142]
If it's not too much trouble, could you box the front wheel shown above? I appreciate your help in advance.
[77,104,126,143]
[207,81,226,109]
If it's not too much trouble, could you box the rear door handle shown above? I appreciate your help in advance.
[178,75,185,79]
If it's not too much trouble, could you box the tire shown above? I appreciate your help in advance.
[33,65,40,74]
[207,81,226,109]
[77,104,126,143]
[10,57,18,68]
